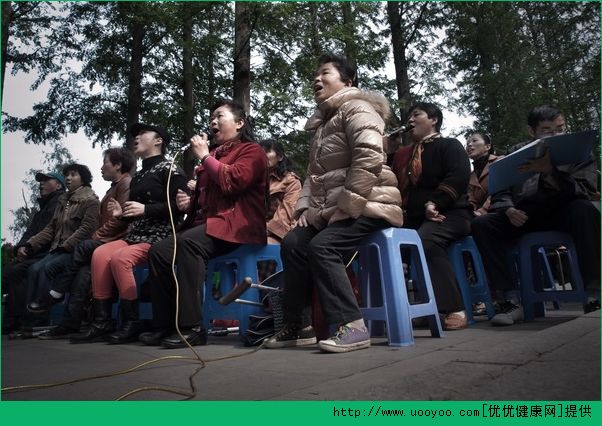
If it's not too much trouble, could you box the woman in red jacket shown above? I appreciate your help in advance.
[140,99,268,349]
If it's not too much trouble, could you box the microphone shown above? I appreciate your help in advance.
[387,124,414,137]
[179,129,214,152]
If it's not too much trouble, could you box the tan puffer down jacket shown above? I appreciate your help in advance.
[296,87,403,230]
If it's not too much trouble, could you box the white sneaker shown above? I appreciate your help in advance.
[491,301,524,326]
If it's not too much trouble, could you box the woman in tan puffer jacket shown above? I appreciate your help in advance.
[265,53,402,354]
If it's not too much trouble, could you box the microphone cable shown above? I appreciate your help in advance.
[1,146,265,400]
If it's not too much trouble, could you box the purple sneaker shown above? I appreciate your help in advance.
[318,324,370,353]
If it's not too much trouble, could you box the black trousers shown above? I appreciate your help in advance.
[2,255,45,326]
[471,199,601,294]
[281,216,389,327]
[54,239,104,330]
[147,224,239,329]
[406,208,472,313]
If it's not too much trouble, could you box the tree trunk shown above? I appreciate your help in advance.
[308,2,321,56]
[233,2,251,113]
[1,1,12,99]
[386,1,412,123]
[341,2,358,81]
[125,9,145,150]
[182,5,195,177]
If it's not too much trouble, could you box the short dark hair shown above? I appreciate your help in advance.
[62,163,93,187]
[527,105,564,129]
[408,102,443,132]
[259,139,294,179]
[103,147,136,174]
[210,98,256,143]
[469,132,494,155]
[317,52,356,87]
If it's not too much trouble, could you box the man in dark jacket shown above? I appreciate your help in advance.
[472,105,600,326]
[1,171,66,334]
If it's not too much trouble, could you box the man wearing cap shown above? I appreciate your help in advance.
[1,171,66,334]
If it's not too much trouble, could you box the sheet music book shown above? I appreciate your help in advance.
[488,129,599,194]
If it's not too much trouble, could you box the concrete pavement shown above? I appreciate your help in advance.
[1,303,599,401]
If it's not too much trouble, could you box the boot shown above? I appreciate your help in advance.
[69,299,114,344]
[105,299,144,344]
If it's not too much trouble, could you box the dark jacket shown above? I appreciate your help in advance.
[124,155,188,245]
[14,189,65,255]
[490,140,598,213]
[185,140,268,244]
[27,186,100,253]
[393,137,471,226]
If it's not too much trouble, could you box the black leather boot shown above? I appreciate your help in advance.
[105,299,144,344]
[69,299,114,344]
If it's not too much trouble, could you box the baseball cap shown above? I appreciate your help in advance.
[127,123,171,147]
[35,171,66,189]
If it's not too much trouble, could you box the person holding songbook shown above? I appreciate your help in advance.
[471,105,601,325]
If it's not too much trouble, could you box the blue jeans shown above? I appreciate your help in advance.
[26,252,72,304]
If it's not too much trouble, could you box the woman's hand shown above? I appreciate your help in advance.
[297,211,309,227]
[425,202,446,223]
[16,246,28,260]
[176,189,191,212]
[122,201,145,218]
[186,179,196,192]
[107,197,123,217]
[189,134,210,160]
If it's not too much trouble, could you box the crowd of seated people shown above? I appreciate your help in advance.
[2,54,599,354]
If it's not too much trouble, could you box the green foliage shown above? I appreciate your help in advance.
[444,2,600,153]
[2,1,599,176]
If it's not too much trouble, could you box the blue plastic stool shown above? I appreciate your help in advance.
[203,244,282,335]
[447,237,495,324]
[133,265,153,320]
[516,231,587,321]
[357,227,443,347]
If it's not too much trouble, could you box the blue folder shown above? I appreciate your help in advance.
[488,129,599,194]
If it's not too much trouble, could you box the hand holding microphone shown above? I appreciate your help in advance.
[184,132,212,161]
[179,129,213,153]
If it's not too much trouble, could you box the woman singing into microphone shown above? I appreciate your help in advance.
[140,99,268,349]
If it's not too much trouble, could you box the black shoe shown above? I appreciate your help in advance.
[27,293,64,314]
[160,327,207,349]
[69,324,113,343]
[584,299,601,314]
[139,329,174,346]
[264,324,316,348]
[38,325,78,340]
[105,320,145,344]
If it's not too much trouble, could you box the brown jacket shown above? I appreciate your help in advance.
[267,171,302,242]
[297,87,403,229]
[27,186,100,253]
[468,154,501,215]
[92,173,132,242]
